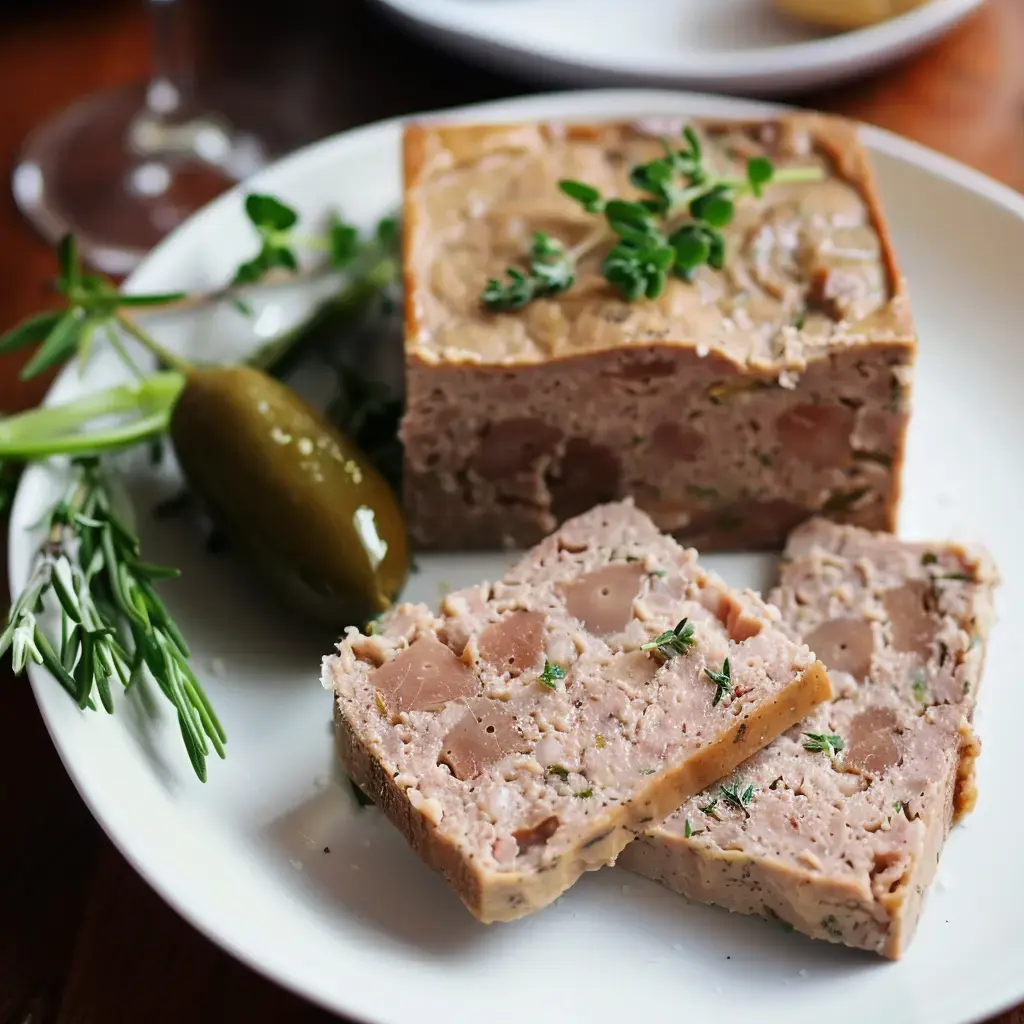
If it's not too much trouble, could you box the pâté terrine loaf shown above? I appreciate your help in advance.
[619,518,997,958]
[400,114,915,551]
[322,501,831,922]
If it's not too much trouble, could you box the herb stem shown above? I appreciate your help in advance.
[115,313,191,374]
[245,255,398,377]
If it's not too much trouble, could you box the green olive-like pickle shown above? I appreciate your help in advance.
[170,365,408,626]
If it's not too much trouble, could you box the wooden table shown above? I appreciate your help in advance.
[1,1,1022,1020]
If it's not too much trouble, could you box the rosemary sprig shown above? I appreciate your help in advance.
[720,779,756,818]
[0,457,225,780]
[704,657,732,706]
[480,125,824,311]
[641,617,696,661]
[803,732,845,758]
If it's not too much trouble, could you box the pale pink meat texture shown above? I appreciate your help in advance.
[620,518,998,958]
[323,501,830,922]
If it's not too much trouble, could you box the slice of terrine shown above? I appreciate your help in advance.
[619,518,997,957]
[401,115,915,552]
[322,501,831,923]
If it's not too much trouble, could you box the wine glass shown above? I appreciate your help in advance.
[12,0,276,274]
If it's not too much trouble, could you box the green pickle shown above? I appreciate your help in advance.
[170,365,408,627]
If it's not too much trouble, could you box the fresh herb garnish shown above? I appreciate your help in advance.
[639,768,657,775]
[684,819,704,839]
[482,232,576,311]
[479,126,823,310]
[912,678,928,705]
[699,799,720,820]
[0,194,403,779]
[575,788,594,799]
[704,657,732,706]
[893,800,904,813]
[821,915,843,939]
[641,618,696,660]
[539,660,566,689]
[921,552,938,566]
[547,764,570,778]
[720,779,755,818]
[803,732,845,758]
[0,458,225,780]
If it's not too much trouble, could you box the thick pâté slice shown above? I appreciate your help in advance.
[323,501,830,923]
[619,518,997,958]
[400,114,915,552]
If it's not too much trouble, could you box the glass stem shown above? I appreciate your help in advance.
[145,0,194,126]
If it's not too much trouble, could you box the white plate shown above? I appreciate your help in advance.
[368,0,986,95]
[11,89,1024,1024]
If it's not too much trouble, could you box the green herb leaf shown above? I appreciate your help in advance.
[547,764,570,778]
[56,234,79,291]
[539,661,566,689]
[699,798,719,820]
[803,732,845,758]
[704,657,732,706]
[558,179,605,213]
[747,157,775,197]
[0,310,64,355]
[684,818,704,839]
[641,617,697,661]
[244,193,298,231]
[912,678,928,705]
[921,552,938,566]
[20,309,88,381]
[639,768,656,775]
[689,187,734,228]
[575,788,594,799]
[720,779,755,818]
[116,291,188,307]
[328,218,361,269]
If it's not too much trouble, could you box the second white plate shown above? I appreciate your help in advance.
[368,0,986,95]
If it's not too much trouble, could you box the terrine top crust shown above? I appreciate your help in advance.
[403,115,913,368]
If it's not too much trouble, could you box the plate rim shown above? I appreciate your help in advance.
[12,87,1024,1024]
[366,0,986,92]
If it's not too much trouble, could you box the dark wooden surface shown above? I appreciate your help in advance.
[2,1,1023,1021]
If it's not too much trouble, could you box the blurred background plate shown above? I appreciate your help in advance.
[367,0,987,95]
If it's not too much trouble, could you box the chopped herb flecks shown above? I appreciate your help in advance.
[699,799,720,820]
[912,678,928,705]
[575,788,594,799]
[642,618,697,661]
[704,657,732,706]
[720,779,755,818]
[539,661,566,689]
[803,732,845,758]
[821,914,843,939]
[684,819,704,839]
[639,768,657,775]
[547,764,570,778]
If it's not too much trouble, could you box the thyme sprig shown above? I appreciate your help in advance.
[803,732,845,758]
[720,779,756,818]
[0,458,225,779]
[641,617,696,661]
[480,125,824,311]
[704,657,732,706]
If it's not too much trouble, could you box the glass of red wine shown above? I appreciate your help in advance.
[12,0,277,274]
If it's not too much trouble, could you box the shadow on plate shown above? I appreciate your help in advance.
[261,758,487,957]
